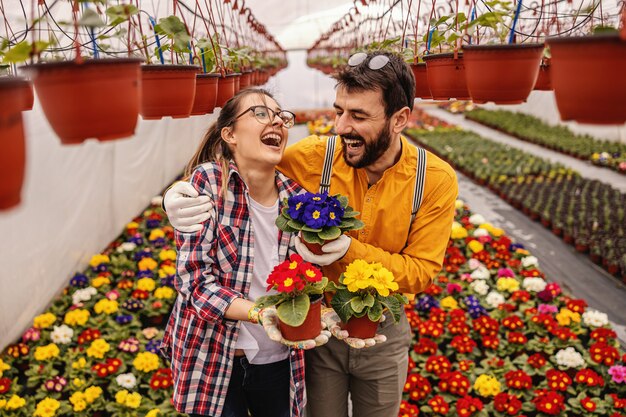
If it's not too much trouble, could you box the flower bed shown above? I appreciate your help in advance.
[399,201,626,417]
[405,128,626,281]
[463,108,626,174]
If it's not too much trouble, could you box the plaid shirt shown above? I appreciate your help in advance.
[160,160,306,416]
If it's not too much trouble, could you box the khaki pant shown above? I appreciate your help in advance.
[304,311,412,417]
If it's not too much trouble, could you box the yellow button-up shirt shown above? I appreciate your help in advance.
[278,134,458,294]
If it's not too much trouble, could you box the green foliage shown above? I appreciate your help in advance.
[105,4,139,27]
[155,16,191,54]
[466,0,514,44]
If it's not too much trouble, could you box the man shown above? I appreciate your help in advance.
[165,51,458,417]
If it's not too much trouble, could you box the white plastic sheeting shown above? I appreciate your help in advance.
[0,102,213,350]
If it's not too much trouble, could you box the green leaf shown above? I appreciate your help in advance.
[336,195,349,209]
[330,290,355,323]
[302,230,324,244]
[367,302,383,321]
[301,225,323,233]
[318,227,341,240]
[155,16,191,53]
[287,219,305,230]
[379,295,403,323]
[105,4,139,27]
[3,41,32,63]
[276,294,310,327]
[303,277,328,295]
[363,293,375,308]
[342,210,360,218]
[79,9,106,27]
[350,296,366,313]
[255,294,285,309]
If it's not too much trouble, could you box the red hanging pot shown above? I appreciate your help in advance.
[216,74,238,108]
[342,315,380,339]
[0,77,29,210]
[546,34,626,125]
[23,58,142,144]
[410,63,432,99]
[278,296,322,341]
[423,52,471,100]
[463,43,544,104]
[140,64,199,120]
[534,62,552,90]
[191,73,220,116]
[232,72,242,94]
[239,70,253,89]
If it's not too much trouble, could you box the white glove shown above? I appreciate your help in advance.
[321,308,387,349]
[294,235,351,266]
[163,181,214,233]
[258,308,330,350]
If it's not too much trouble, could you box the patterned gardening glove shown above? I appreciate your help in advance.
[320,308,387,349]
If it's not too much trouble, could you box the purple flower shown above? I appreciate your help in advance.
[122,299,144,312]
[538,304,558,314]
[129,234,144,245]
[92,264,109,273]
[468,305,487,319]
[134,249,153,262]
[145,339,162,353]
[151,237,166,248]
[115,314,133,324]
[286,194,307,221]
[509,243,525,251]
[608,365,626,383]
[146,219,161,229]
[137,270,154,278]
[160,276,175,287]
[416,295,439,312]
[70,274,89,287]
[303,204,328,229]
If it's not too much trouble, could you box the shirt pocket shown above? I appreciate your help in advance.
[215,224,239,274]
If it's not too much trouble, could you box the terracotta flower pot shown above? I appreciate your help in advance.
[190,73,220,116]
[278,296,322,341]
[23,58,142,144]
[231,72,242,94]
[534,63,552,90]
[0,77,28,210]
[140,64,199,120]
[19,80,34,111]
[410,63,432,99]
[463,43,544,104]
[239,70,253,89]
[546,34,626,124]
[216,74,238,108]
[342,315,379,339]
[422,52,471,100]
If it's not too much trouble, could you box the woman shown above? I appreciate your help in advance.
[160,88,306,417]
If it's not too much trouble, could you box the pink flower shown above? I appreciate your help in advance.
[22,327,41,342]
[447,283,462,294]
[497,268,515,278]
[460,273,473,282]
[468,259,483,270]
[538,304,558,314]
[106,290,120,300]
[608,365,626,384]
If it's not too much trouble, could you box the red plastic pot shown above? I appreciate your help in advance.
[140,64,199,120]
[191,73,219,116]
[410,63,432,99]
[546,34,626,124]
[24,58,142,144]
[534,63,552,90]
[463,43,543,104]
[342,315,379,339]
[216,74,237,108]
[278,296,322,341]
[423,52,471,100]
[0,77,28,210]
[239,71,252,89]
[232,72,242,94]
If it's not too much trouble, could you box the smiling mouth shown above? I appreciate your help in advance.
[343,138,364,149]
[260,132,282,148]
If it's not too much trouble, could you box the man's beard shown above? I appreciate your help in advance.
[341,119,392,169]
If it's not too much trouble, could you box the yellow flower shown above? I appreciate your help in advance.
[126,221,139,230]
[451,222,468,239]
[34,397,61,417]
[440,296,458,310]
[64,309,90,327]
[0,399,6,409]
[454,199,465,209]
[91,276,111,288]
[491,227,504,237]
[33,312,57,329]
[0,358,10,377]
[556,308,581,326]
[138,258,158,271]
[86,339,110,359]
[5,395,26,410]
[34,344,60,361]
[496,277,520,293]
[72,357,87,370]
[371,266,398,297]
[125,392,142,409]
[146,409,160,417]
[149,229,165,241]
[136,278,156,292]
[69,392,86,411]
[84,386,103,403]
[342,259,376,292]
[115,390,129,404]
[479,223,495,234]
[133,351,160,373]
[468,240,484,253]
[154,286,175,299]
[473,374,501,397]
[73,377,85,387]
[94,299,119,315]
[515,248,530,256]
[158,265,176,278]
[159,249,176,261]
[89,254,110,267]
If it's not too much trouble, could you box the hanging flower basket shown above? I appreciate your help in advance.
[463,43,544,104]
[19,80,34,111]
[23,58,143,144]
[239,70,253,89]
[216,73,238,108]
[190,73,220,116]
[546,34,626,124]
[232,72,242,94]
[0,77,29,210]
[140,64,199,120]
[422,52,471,100]
[533,62,552,90]
[410,63,432,99]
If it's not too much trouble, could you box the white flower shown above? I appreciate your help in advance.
[116,242,137,253]
[151,195,164,207]
[468,259,484,270]
[521,256,539,268]
[116,373,137,389]
[469,214,486,225]
[473,228,489,237]
[72,287,98,305]
[522,277,547,292]
[555,347,585,368]
[50,325,74,344]
[470,280,490,296]
[485,291,505,308]
[582,310,609,327]
[470,266,490,280]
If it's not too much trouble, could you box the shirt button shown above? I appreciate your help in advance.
[291,351,296,356]
[296,382,300,387]
[366,197,372,202]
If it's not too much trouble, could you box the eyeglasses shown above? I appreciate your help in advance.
[235,105,296,129]
[348,52,390,70]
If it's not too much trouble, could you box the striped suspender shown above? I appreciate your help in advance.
[319,136,336,194]
[319,136,427,230]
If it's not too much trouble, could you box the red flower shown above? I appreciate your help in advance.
[406,309,421,328]
[492,236,512,251]
[418,320,445,339]
[510,290,530,303]
[0,377,11,394]
[590,328,617,343]
[472,315,500,337]
[494,392,523,416]
[448,319,471,335]
[77,328,102,345]
[131,289,150,300]
[456,395,483,417]
[117,279,134,289]
[589,342,620,366]
[404,373,432,401]
[427,395,450,415]
[429,307,447,323]
[413,338,438,355]
[546,369,572,391]
[575,368,605,387]
[398,400,420,417]
[6,343,29,358]
[581,397,597,412]
[424,284,444,296]
[502,315,524,330]
[507,258,521,269]
[438,371,470,396]
[507,332,527,344]
[481,335,499,350]
[505,370,533,391]
[532,390,565,415]
[150,368,173,390]
[425,355,452,376]
[266,254,322,294]
[451,335,477,354]
[457,360,474,372]
[566,298,588,313]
